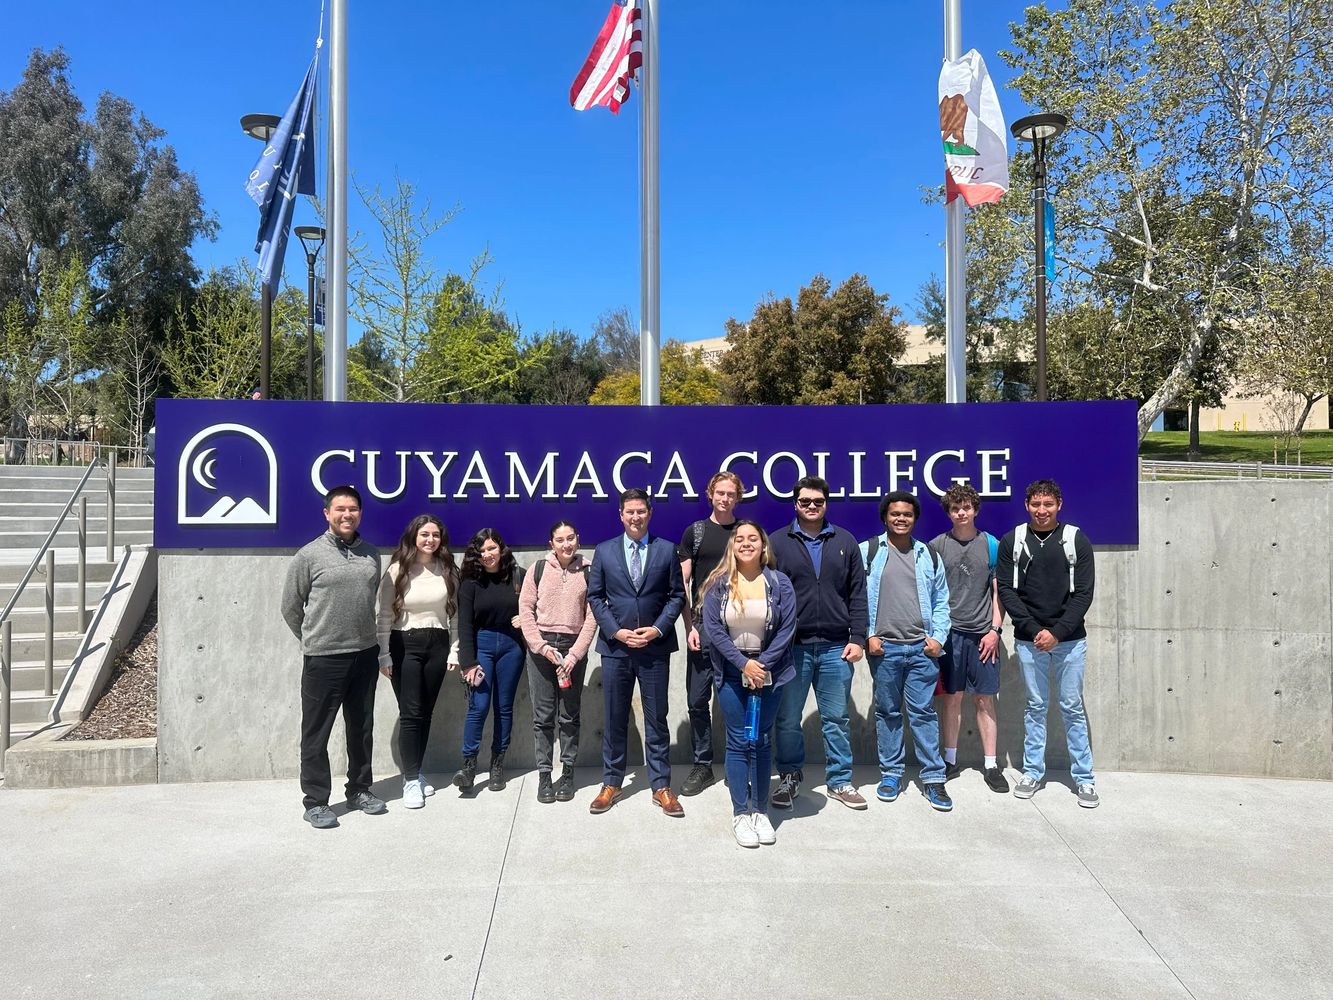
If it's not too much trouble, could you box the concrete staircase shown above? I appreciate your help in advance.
[0,463,153,744]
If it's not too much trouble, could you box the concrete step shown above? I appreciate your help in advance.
[0,514,153,533]
[0,556,116,586]
[6,581,116,610]
[5,690,56,726]
[3,633,83,662]
[0,464,153,481]
[6,661,73,693]
[3,606,99,633]
[0,488,153,505]
[1,528,153,549]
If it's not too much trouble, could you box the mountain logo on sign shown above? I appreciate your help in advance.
[177,423,278,526]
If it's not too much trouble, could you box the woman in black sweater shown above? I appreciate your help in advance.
[453,528,526,793]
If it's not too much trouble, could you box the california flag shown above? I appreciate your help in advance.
[938,50,1008,206]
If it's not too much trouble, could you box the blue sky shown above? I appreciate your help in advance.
[3,2,1033,344]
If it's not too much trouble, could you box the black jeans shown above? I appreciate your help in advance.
[300,646,379,809]
[685,644,715,765]
[388,628,450,781]
[527,631,587,773]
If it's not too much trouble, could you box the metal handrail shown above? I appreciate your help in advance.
[0,456,119,765]
[1,437,148,469]
[1141,459,1333,481]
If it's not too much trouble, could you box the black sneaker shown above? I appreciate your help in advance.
[944,760,962,781]
[555,770,576,802]
[488,753,507,792]
[453,755,477,791]
[346,791,387,815]
[680,763,716,797]
[984,767,1010,793]
[771,771,801,810]
[922,782,953,812]
[537,772,556,804]
[303,805,338,829]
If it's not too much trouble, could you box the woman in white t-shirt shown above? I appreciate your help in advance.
[376,514,459,810]
[700,520,797,848]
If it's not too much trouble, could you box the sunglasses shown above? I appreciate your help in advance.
[795,497,827,509]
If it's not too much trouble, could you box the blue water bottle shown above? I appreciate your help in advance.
[744,693,761,743]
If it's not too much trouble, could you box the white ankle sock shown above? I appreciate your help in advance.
[943,747,957,765]
[984,755,997,769]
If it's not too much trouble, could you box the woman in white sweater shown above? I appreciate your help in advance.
[377,514,459,810]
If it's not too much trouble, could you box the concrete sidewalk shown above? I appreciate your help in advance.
[3,768,1331,1000]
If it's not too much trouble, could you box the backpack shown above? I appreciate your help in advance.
[864,535,939,573]
[1011,524,1080,592]
[682,519,708,563]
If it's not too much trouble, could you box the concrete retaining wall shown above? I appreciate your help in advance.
[157,481,1333,784]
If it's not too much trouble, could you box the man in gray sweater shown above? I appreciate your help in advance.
[281,485,385,829]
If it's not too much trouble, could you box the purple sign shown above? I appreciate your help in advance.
[152,398,1139,549]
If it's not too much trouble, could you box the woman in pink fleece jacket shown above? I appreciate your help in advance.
[518,519,598,804]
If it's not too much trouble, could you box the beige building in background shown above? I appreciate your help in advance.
[685,328,1330,432]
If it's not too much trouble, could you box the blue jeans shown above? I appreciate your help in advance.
[870,642,946,784]
[1015,638,1094,785]
[717,672,783,815]
[774,641,854,788]
[462,629,525,758]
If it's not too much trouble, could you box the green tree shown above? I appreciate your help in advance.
[162,264,304,400]
[994,0,1333,438]
[347,177,535,402]
[589,340,723,405]
[720,274,908,405]
[510,329,609,404]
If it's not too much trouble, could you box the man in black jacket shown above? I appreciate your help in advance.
[769,476,868,810]
[996,479,1099,808]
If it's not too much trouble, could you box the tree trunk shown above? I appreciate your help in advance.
[1295,394,1323,435]
[1136,314,1214,441]
[1187,398,1202,460]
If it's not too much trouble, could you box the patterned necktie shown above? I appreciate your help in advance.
[630,541,643,588]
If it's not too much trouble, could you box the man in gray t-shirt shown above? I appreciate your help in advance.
[860,491,954,812]
[928,484,1007,794]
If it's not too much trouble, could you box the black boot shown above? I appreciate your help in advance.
[453,755,477,792]
[488,752,507,791]
[536,772,555,804]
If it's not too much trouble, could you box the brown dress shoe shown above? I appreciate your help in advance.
[589,784,622,814]
[652,787,685,818]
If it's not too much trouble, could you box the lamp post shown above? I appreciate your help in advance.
[294,226,326,401]
[240,113,281,400]
[1009,111,1067,402]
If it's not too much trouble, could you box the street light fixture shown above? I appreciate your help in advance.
[1010,111,1068,402]
[240,113,282,400]
[295,226,326,402]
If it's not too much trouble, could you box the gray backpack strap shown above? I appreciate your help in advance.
[689,519,706,561]
[1012,524,1028,590]
[864,535,880,576]
[1061,524,1080,592]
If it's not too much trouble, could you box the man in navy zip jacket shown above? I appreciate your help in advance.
[769,476,869,810]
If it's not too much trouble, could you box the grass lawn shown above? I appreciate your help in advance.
[1140,430,1333,465]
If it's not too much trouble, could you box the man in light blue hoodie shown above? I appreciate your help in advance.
[860,490,954,811]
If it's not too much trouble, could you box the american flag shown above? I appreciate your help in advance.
[569,0,642,114]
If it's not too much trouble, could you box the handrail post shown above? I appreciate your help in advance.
[1,620,11,762]
[45,549,55,697]
[78,495,88,632]
[105,450,117,563]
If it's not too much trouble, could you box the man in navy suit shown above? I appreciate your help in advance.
[586,488,687,816]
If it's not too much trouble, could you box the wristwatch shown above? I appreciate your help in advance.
[990,625,1003,636]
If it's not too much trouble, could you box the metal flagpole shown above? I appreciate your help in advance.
[639,0,661,406]
[325,0,348,401]
[943,0,966,404]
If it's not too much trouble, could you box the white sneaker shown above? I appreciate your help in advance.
[403,778,425,810]
[419,777,435,797]
[732,814,760,848]
[751,811,776,845]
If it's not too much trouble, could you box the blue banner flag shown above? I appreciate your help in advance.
[247,55,318,290]
[1044,200,1056,282]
